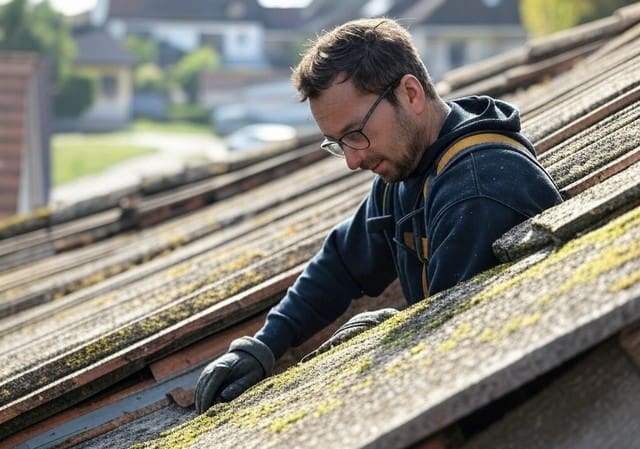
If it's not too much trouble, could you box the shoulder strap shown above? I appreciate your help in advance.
[436,132,532,175]
[424,132,538,200]
[374,132,538,299]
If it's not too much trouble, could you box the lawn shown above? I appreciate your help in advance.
[51,134,157,185]
[51,120,217,186]
[131,118,213,134]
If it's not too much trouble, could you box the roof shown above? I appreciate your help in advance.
[301,0,523,31]
[0,52,50,219]
[411,0,522,26]
[73,28,136,66]
[108,0,265,22]
[1,3,640,448]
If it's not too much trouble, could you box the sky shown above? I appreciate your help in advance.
[0,0,313,16]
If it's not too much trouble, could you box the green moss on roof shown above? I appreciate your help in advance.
[0,206,51,238]
[133,205,640,449]
[0,230,332,406]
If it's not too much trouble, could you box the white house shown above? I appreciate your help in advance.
[92,0,268,68]
[56,28,136,132]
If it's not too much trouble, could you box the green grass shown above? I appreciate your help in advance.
[52,134,156,186]
[131,118,214,135]
[51,119,220,186]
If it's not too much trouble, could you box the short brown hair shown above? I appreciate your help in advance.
[292,18,436,102]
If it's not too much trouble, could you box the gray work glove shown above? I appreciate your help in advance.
[301,308,398,362]
[195,336,275,414]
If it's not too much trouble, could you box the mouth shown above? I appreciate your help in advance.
[367,160,383,173]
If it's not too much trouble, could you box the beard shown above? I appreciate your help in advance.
[380,109,426,183]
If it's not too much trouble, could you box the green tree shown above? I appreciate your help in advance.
[170,45,220,103]
[124,35,158,65]
[135,62,168,92]
[0,0,76,85]
[520,0,638,37]
[53,74,94,117]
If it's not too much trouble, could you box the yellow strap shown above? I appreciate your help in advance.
[418,132,527,298]
[403,232,415,251]
[421,237,428,259]
[422,265,429,297]
[436,132,530,175]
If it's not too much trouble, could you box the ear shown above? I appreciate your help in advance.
[398,74,426,115]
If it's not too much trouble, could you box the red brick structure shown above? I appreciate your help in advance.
[0,52,51,218]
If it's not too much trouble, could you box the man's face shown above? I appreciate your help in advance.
[310,77,426,183]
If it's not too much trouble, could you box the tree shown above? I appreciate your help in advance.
[0,0,76,85]
[520,0,637,37]
[53,74,94,117]
[124,35,158,65]
[170,45,220,103]
[0,0,94,118]
[135,62,168,93]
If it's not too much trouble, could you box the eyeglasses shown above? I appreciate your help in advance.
[320,80,399,158]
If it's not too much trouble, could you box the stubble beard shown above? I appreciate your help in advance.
[381,114,425,183]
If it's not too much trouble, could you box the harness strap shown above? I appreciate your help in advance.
[384,132,532,297]
[436,132,532,175]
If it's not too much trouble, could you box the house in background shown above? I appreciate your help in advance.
[207,0,527,134]
[55,28,136,132]
[73,0,527,133]
[299,0,527,81]
[91,0,268,69]
[403,0,527,81]
[0,52,51,218]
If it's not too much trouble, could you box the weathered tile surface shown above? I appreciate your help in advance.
[132,205,640,449]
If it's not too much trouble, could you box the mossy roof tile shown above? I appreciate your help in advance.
[135,205,640,449]
[494,160,640,262]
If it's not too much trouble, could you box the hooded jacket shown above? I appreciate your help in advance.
[256,96,563,359]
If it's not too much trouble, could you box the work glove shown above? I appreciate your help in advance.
[195,336,275,414]
[301,308,398,362]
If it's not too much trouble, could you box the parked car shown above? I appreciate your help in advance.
[224,123,297,153]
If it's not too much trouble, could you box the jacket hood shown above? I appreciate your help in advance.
[443,95,522,137]
[413,95,527,177]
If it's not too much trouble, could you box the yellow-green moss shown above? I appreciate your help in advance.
[408,341,427,356]
[476,328,500,344]
[269,410,307,433]
[313,398,343,417]
[229,399,286,428]
[0,388,11,401]
[0,206,51,235]
[503,314,541,335]
[131,412,224,449]
[130,206,640,449]
[610,267,640,292]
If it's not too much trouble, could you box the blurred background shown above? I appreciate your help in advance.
[0,0,636,213]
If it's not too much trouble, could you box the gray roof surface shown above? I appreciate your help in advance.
[73,28,136,66]
[108,0,264,22]
[392,0,521,25]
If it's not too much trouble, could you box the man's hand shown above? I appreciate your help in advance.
[195,336,275,414]
[302,308,398,362]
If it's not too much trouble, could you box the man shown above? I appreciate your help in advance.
[194,18,562,413]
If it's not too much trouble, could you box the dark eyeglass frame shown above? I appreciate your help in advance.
[320,79,400,158]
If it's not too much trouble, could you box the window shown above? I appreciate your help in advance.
[101,75,118,99]
[202,33,224,53]
[449,42,466,68]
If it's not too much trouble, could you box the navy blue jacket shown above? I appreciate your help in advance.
[256,96,563,359]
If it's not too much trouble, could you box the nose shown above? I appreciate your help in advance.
[343,147,366,171]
